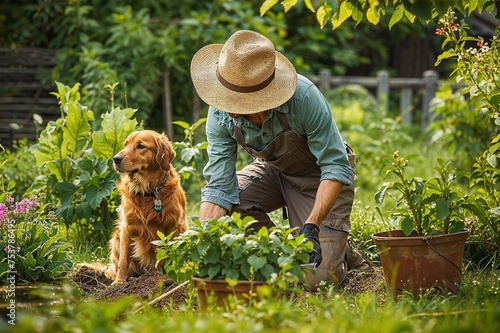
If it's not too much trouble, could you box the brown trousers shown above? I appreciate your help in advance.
[231,160,354,287]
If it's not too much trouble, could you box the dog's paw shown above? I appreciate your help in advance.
[111,279,127,286]
[104,269,115,281]
[112,276,127,285]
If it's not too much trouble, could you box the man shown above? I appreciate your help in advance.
[190,30,371,288]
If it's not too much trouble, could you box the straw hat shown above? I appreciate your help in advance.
[190,30,298,114]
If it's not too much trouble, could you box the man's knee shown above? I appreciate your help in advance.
[303,226,348,290]
[230,205,273,231]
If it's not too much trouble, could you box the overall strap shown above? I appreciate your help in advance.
[233,123,253,155]
[276,111,291,132]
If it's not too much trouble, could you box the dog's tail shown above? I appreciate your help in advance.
[77,262,109,274]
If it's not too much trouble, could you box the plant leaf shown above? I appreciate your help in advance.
[248,254,266,270]
[389,4,404,29]
[401,217,414,236]
[260,0,279,16]
[435,198,450,220]
[316,3,332,29]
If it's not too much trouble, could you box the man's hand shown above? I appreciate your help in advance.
[300,223,323,267]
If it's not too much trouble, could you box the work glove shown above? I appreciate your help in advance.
[300,223,323,267]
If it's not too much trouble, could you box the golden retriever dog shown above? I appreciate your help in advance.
[105,130,188,284]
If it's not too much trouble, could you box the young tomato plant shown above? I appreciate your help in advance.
[155,213,313,291]
[375,153,467,236]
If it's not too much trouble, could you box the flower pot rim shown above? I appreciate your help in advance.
[371,228,470,241]
[191,276,267,284]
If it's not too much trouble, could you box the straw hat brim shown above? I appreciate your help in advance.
[190,44,298,114]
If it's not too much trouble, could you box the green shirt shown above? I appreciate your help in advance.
[202,74,354,211]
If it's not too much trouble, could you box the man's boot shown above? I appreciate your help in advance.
[345,240,373,272]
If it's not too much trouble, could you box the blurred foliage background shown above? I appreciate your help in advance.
[2,0,487,136]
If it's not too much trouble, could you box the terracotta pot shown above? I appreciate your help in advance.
[371,229,469,297]
[191,277,266,309]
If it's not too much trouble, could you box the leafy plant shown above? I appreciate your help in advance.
[433,9,500,260]
[172,119,208,185]
[435,10,499,120]
[170,119,208,214]
[375,154,467,236]
[464,143,500,247]
[427,84,496,171]
[0,139,40,201]
[155,213,312,291]
[0,196,73,283]
[29,82,139,234]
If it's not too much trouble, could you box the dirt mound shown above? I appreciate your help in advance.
[69,266,189,308]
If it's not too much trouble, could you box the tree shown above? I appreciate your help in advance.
[260,0,499,29]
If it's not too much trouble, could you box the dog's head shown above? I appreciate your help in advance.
[113,130,175,175]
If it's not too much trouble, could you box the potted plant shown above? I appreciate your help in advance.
[154,213,313,308]
[372,153,470,297]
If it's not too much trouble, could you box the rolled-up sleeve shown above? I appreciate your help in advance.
[291,79,354,187]
[201,108,240,211]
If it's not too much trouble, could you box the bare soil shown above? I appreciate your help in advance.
[69,266,189,308]
[69,265,385,309]
[342,265,386,295]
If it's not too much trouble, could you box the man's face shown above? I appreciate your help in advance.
[226,110,268,127]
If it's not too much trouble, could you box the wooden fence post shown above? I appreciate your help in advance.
[163,66,174,139]
[400,88,413,123]
[422,70,438,129]
[377,70,389,115]
[192,89,201,126]
[318,69,331,92]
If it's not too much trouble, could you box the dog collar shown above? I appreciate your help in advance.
[145,170,171,212]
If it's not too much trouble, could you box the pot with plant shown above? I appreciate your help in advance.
[154,213,313,309]
[372,153,470,297]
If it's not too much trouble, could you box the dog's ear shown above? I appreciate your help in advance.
[154,133,175,170]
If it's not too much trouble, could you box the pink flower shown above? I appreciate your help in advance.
[0,203,6,220]
[14,198,39,214]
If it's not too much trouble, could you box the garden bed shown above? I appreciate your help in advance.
[69,265,385,310]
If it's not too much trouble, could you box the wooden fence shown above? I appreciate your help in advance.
[0,48,59,149]
[310,69,441,129]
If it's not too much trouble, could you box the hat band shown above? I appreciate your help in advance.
[216,66,275,93]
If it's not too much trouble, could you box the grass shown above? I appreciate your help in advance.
[3,89,499,331]
[3,269,499,332]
